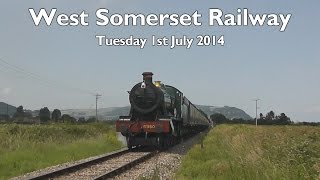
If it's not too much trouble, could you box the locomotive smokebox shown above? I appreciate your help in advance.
[129,72,162,115]
[142,72,153,84]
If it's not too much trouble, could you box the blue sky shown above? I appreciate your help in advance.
[0,1,319,122]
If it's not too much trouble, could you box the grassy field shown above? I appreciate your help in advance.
[176,125,320,180]
[0,123,122,179]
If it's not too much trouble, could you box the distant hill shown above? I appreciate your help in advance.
[61,106,130,120]
[0,102,17,117]
[62,105,252,120]
[196,105,252,120]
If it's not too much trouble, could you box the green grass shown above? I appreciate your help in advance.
[176,125,320,180]
[0,123,122,179]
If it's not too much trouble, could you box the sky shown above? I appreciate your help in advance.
[0,1,319,122]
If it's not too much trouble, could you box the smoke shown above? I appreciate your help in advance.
[305,106,320,113]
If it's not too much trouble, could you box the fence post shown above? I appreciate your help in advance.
[200,132,204,149]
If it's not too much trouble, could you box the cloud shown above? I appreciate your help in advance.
[0,87,11,95]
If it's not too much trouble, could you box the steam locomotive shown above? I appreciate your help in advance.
[116,72,210,149]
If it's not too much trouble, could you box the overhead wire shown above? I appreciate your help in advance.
[0,59,61,89]
[0,57,96,95]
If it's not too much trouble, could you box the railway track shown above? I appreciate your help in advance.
[25,149,157,180]
[17,129,210,180]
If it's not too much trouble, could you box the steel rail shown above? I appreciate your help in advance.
[26,148,129,180]
[93,151,157,180]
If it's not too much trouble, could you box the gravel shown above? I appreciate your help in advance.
[54,152,150,180]
[10,149,128,180]
[115,130,210,180]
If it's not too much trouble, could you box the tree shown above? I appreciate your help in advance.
[277,113,291,125]
[24,112,33,118]
[210,113,228,124]
[259,113,264,120]
[13,105,24,118]
[39,107,51,122]
[266,111,275,121]
[87,117,96,123]
[78,117,86,123]
[258,113,266,124]
[61,114,76,123]
[51,109,61,122]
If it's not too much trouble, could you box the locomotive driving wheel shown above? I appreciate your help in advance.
[156,135,164,150]
[127,137,133,150]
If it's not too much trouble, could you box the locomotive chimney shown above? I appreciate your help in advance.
[142,72,153,84]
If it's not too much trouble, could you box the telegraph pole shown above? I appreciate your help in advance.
[253,99,260,126]
[6,103,9,121]
[95,94,102,122]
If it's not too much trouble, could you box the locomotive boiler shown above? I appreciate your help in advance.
[116,72,210,149]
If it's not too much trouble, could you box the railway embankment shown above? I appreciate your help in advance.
[175,125,320,179]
